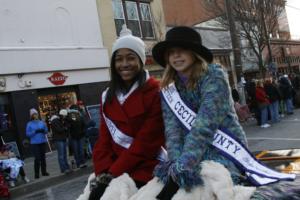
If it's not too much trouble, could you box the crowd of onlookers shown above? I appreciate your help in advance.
[0,101,99,199]
[233,73,300,128]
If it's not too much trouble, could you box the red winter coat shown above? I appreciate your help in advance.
[255,86,270,104]
[92,78,165,183]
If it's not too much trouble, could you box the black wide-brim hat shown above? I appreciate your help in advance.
[152,26,213,67]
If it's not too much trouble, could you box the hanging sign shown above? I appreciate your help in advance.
[47,72,68,85]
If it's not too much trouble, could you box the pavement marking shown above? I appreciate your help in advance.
[248,137,300,141]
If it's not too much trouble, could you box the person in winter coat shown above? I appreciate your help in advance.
[26,108,49,179]
[85,120,98,151]
[255,80,271,128]
[68,107,86,169]
[150,26,249,200]
[245,79,261,125]
[279,75,294,115]
[50,109,71,174]
[0,139,30,187]
[88,25,165,200]
[264,77,281,123]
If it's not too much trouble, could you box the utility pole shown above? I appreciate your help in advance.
[224,0,245,104]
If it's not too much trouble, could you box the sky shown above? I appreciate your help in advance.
[286,0,300,40]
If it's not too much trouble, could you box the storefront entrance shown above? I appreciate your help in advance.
[37,87,78,152]
[38,91,77,123]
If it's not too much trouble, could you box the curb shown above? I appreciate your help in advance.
[10,165,93,199]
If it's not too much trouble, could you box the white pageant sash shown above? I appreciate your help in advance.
[161,83,295,186]
[101,89,167,161]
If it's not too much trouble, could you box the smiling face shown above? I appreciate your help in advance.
[167,47,196,76]
[114,48,142,87]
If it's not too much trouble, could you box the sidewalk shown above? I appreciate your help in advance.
[10,151,93,199]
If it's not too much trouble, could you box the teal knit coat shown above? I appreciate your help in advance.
[154,64,248,190]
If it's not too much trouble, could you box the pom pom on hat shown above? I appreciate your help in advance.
[112,24,146,65]
[30,108,38,116]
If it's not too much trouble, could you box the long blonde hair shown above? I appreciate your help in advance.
[160,52,209,89]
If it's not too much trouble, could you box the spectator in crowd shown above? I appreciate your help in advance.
[279,75,294,115]
[85,120,98,151]
[291,74,300,107]
[255,80,271,128]
[0,139,30,187]
[245,79,261,125]
[232,88,252,122]
[264,77,281,123]
[50,109,71,174]
[26,108,50,179]
[68,105,87,169]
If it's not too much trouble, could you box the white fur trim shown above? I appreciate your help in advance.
[129,177,164,200]
[76,173,95,200]
[199,160,256,200]
[101,173,138,200]
[77,162,256,200]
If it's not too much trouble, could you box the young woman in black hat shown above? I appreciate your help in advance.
[128,26,299,200]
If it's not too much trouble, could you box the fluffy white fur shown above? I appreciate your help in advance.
[199,160,256,200]
[77,161,256,200]
[101,173,138,200]
[129,177,164,200]
[76,173,95,200]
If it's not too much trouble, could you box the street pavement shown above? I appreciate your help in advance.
[243,108,300,152]
[8,108,300,200]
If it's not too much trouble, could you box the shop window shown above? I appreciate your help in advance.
[38,92,77,128]
[112,0,155,39]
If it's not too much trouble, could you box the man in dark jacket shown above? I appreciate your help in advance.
[68,105,87,168]
[86,120,99,151]
[279,76,294,115]
[264,78,281,122]
[50,109,71,173]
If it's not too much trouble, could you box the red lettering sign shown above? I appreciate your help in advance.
[47,72,68,85]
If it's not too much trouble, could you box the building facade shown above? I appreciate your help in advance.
[0,0,166,157]
[161,0,300,80]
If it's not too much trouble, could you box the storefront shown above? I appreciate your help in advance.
[1,68,109,158]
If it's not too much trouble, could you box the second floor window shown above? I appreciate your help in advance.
[112,0,155,39]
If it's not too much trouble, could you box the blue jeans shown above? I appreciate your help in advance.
[70,138,85,167]
[269,101,280,122]
[285,98,294,113]
[55,140,70,173]
[260,106,269,125]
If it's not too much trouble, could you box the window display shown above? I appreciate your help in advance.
[38,92,77,124]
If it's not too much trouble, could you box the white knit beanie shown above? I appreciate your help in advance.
[112,25,146,65]
[30,108,38,116]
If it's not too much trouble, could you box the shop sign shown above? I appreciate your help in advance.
[47,72,68,85]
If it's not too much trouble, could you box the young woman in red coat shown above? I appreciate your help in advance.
[255,79,271,128]
[88,25,165,200]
